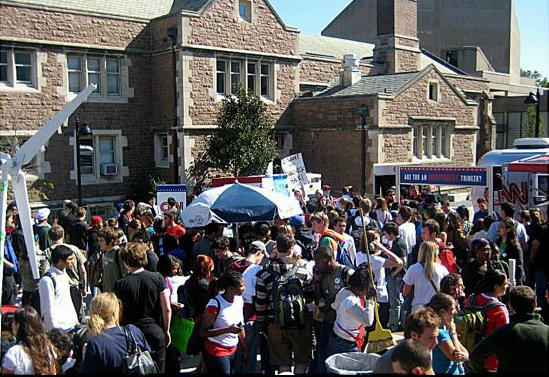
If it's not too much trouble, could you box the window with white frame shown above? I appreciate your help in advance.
[216,58,273,100]
[412,124,450,159]
[154,132,170,167]
[76,134,120,181]
[0,49,36,88]
[67,53,123,99]
[239,0,252,22]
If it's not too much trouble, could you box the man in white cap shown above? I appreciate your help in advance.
[33,207,51,251]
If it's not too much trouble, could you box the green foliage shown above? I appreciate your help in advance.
[206,86,278,177]
[520,68,549,88]
[129,174,167,203]
[524,104,546,137]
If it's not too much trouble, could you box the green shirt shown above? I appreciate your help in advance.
[44,243,86,287]
[102,246,127,292]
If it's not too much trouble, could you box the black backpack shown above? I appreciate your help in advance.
[270,265,307,329]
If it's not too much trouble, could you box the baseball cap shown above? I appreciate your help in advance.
[249,240,267,253]
[35,208,50,222]
[90,215,103,227]
[289,215,305,228]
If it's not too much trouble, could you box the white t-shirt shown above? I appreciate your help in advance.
[242,264,262,304]
[206,294,244,347]
[368,254,389,303]
[399,222,416,255]
[403,262,449,313]
[2,344,34,374]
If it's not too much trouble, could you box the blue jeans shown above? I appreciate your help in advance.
[203,350,235,374]
[327,332,359,356]
[234,321,260,373]
[387,274,404,331]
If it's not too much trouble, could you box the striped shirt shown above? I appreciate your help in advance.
[255,259,314,325]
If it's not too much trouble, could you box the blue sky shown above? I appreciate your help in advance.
[269,0,549,78]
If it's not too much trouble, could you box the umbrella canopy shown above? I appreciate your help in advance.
[181,182,303,227]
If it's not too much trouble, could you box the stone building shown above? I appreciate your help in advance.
[0,0,492,208]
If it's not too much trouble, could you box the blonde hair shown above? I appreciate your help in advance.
[277,224,294,237]
[418,241,439,282]
[87,292,121,337]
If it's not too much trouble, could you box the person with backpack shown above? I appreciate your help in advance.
[427,293,469,375]
[421,219,459,274]
[470,285,549,374]
[255,234,314,374]
[44,225,88,321]
[346,199,380,253]
[229,241,266,374]
[99,227,127,293]
[38,244,79,332]
[114,241,172,374]
[328,265,375,355]
[33,207,51,252]
[289,215,316,262]
[313,246,355,372]
[403,242,449,313]
[81,292,152,374]
[459,269,509,372]
[312,212,354,268]
[200,270,247,374]
[212,236,245,277]
[333,216,357,267]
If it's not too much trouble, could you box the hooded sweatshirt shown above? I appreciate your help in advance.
[331,287,375,342]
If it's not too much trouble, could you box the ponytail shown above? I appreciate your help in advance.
[210,270,242,293]
[87,314,106,337]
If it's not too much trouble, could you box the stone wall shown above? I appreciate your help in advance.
[186,0,298,56]
[445,75,490,93]
[291,97,377,128]
[152,52,175,126]
[0,5,150,49]
[299,59,371,86]
[381,69,477,126]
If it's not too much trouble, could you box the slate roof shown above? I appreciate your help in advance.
[299,34,374,61]
[316,71,421,98]
[2,0,210,20]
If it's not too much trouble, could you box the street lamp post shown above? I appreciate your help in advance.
[524,87,541,137]
[167,27,179,183]
[358,105,369,195]
[74,116,92,206]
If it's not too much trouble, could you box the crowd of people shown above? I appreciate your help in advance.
[1,185,549,375]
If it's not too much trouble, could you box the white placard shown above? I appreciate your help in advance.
[156,184,187,213]
[281,153,309,189]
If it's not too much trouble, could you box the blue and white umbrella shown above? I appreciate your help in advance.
[181,182,303,227]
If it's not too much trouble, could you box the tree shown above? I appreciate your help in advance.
[521,68,549,88]
[524,104,546,137]
[205,86,278,177]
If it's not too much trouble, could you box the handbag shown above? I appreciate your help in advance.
[186,298,221,356]
[121,326,159,375]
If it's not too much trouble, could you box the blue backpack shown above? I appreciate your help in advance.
[320,234,356,268]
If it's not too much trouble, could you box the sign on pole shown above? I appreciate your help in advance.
[281,153,309,190]
[156,184,187,213]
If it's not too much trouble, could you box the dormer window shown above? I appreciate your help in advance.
[239,0,251,23]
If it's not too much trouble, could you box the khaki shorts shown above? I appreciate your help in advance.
[265,322,313,367]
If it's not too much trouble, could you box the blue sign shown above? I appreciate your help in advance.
[399,166,488,186]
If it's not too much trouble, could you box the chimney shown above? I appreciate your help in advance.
[341,54,362,87]
[373,0,421,74]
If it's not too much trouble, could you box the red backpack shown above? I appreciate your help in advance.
[438,242,459,273]
[228,258,253,274]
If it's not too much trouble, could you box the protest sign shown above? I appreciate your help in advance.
[281,153,309,190]
[156,184,187,213]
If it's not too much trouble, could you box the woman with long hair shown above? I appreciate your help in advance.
[328,264,376,355]
[81,292,151,373]
[200,270,247,374]
[375,197,392,225]
[463,270,509,372]
[1,305,57,375]
[403,241,449,313]
[440,273,466,310]
[496,218,525,285]
[427,293,468,375]
[445,212,468,266]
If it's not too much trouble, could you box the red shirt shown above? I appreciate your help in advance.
[437,241,459,274]
[165,224,186,241]
[465,293,509,371]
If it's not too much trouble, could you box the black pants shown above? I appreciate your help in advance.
[70,285,83,320]
[137,322,166,374]
[2,275,17,305]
